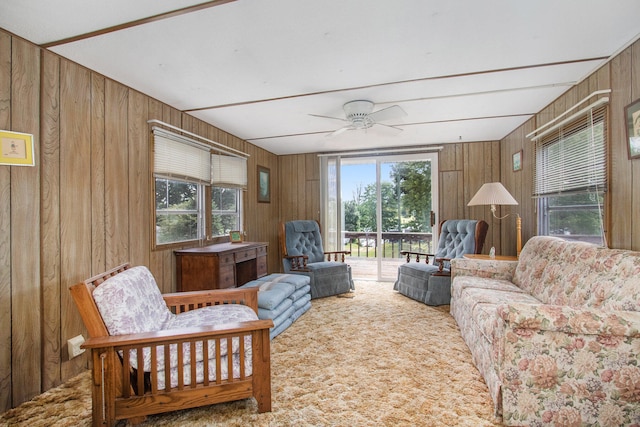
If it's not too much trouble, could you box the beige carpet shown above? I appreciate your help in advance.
[0,281,501,426]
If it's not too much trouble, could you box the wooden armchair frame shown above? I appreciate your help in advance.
[69,263,274,426]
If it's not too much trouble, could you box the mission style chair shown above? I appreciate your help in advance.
[69,263,273,426]
[279,220,354,298]
[394,219,488,305]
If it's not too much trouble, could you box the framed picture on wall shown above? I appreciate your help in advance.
[625,98,640,159]
[512,150,522,172]
[257,165,271,203]
[0,130,35,166]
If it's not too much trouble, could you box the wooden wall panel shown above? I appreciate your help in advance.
[104,81,129,267]
[128,90,149,267]
[90,74,106,276]
[0,31,13,411]
[40,50,61,391]
[59,60,92,380]
[10,37,41,406]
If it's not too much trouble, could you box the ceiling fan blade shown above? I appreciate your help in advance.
[309,113,349,123]
[327,125,354,137]
[367,105,407,122]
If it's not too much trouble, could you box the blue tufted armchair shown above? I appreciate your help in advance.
[279,220,354,299]
[394,219,488,306]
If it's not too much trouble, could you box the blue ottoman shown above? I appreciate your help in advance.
[241,274,311,339]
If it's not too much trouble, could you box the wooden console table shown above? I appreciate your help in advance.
[175,242,268,291]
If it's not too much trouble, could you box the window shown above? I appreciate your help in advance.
[155,177,202,244]
[211,186,242,237]
[534,104,607,246]
[152,126,248,247]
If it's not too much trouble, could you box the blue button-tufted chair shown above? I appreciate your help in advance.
[394,219,488,306]
[279,220,354,299]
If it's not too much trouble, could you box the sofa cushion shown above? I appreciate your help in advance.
[93,266,173,336]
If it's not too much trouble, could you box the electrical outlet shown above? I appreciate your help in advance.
[67,334,86,359]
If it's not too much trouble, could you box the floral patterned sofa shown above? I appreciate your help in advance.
[450,236,640,426]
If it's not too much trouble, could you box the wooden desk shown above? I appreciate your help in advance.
[463,254,518,261]
[175,242,268,291]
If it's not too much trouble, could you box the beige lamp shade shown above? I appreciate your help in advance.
[468,182,518,206]
[468,182,522,258]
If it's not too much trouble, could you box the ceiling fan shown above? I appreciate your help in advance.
[311,100,407,137]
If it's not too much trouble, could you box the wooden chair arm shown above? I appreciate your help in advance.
[163,287,260,314]
[81,319,274,349]
[433,257,452,276]
[324,250,351,262]
[400,250,435,264]
[284,255,309,271]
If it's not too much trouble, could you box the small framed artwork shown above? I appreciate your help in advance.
[229,230,243,243]
[625,98,640,159]
[0,130,35,166]
[257,165,271,203]
[512,150,522,172]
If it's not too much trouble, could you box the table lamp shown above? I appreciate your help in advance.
[468,182,522,257]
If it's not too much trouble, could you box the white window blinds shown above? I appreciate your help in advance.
[153,128,211,183]
[211,153,247,188]
[534,105,607,197]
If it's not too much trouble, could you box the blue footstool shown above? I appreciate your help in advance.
[241,274,311,339]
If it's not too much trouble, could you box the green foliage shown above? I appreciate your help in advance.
[343,161,433,233]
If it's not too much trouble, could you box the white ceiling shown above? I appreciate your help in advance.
[2,0,639,155]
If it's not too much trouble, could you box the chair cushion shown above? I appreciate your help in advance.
[398,262,442,280]
[93,266,174,336]
[284,220,325,263]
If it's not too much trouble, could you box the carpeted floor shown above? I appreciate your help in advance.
[0,281,502,426]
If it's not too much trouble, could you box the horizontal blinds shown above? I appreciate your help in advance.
[211,153,247,188]
[153,128,211,183]
[534,105,607,197]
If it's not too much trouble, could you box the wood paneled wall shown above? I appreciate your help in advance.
[501,40,640,252]
[0,31,278,410]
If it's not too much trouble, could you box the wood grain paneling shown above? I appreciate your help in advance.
[90,74,106,276]
[59,60,92,380]
[40,49,61,391]
[0,31,13,411]
[10,37,41,406]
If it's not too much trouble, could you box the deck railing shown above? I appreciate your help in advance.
[342,231,433,258]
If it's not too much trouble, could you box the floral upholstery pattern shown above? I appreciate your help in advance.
[92,265,257,388]
[450,236,640,426]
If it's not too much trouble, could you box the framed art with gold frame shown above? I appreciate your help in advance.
[0,130,35,166]
[229,230,243,243]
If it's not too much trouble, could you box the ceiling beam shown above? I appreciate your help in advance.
[40,0,237,48]
[184,57,606,112]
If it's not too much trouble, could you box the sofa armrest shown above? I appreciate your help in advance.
[450,258,518,282]
[497,302,640,336]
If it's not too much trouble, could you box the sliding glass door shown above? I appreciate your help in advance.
[321,153,438,281]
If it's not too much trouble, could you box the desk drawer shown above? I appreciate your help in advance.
[219,253,235,265]
[235,248,257,262]
[218,266,236,289]
[256,245,267,256]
